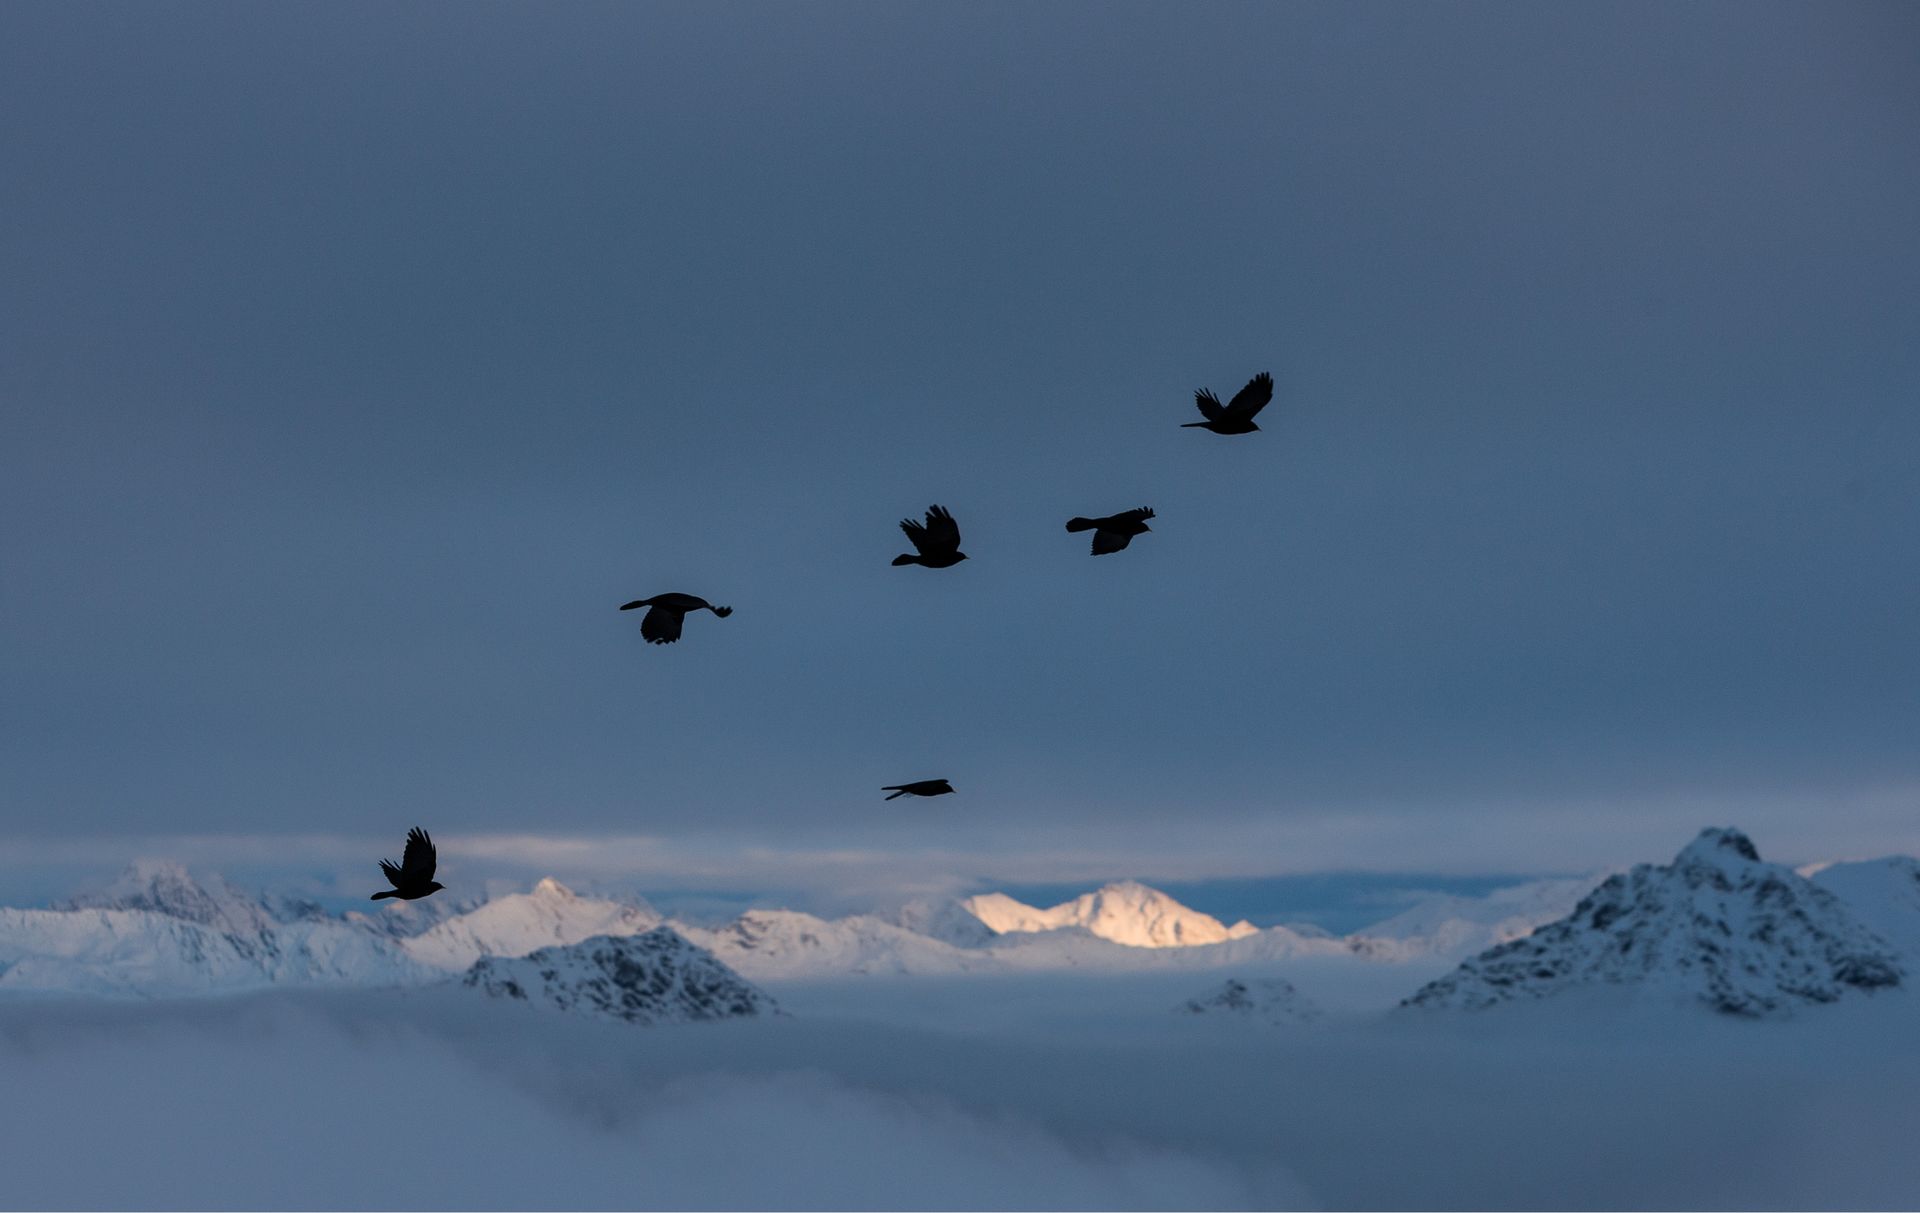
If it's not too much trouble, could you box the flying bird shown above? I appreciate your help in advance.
[619,593,734,644]
[370,827,444,901]
[1065,507,1154,555]
[892,504,967,568]
[883,779,955,801]
[1183,371,1273,435]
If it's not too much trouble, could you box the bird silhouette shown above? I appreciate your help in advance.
[892,505,967,568]
[1183,372,1273,435]
[1065,507,1155,555]
[619,593,734,644]
[883,779,955,801]
[370,827,444,901]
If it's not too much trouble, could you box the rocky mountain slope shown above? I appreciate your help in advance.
[463,927,778,1025]
[1179,976,1321,1024]
[1404,828,1904,1016]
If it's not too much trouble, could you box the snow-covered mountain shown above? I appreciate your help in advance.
[674,909,991,980]
[58,858,327,933]
[880,897,1001,948]
[464,927,778,1025]
[1810,857,1920,961]
[3,862,429,996]
[670,900,1365,980]
[403,878,662,972]
[1404,828,1905,1017]
[963,881,1261,948]
[345,889,486,939]
[1179,976,1321,1024]
[1346,875,1601,961]
[11,835,1917,1002]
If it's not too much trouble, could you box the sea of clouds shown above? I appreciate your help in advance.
[3,972,1916,1210]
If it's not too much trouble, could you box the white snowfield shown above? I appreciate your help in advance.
[1344,874,1606,961]
[3,828,1917,1016]
[403,877,662,971]
[1,859,433,996]
[1810,855,1920,961]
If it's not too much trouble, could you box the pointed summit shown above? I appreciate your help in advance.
[1675,826,1762,868]
[401,879,661,971]
[1404,827,1903,1017]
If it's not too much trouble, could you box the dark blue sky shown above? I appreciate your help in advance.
[3,2,1917,895]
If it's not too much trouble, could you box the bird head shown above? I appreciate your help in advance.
[956,552,970,562]
[426,881,446,894]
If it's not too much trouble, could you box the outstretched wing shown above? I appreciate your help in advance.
[924,505,960,552]
[400,827,436,883]
[1107,506,1155,528]
[900,505,959,557]
[1223,372,1273,420]
[898,516,931,555]
[1193,388,1225,422]
[1090,528,1135,555]
[640,605,684,644]
[378,858,404,887]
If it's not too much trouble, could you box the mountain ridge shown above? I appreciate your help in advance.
[1404,828,1906,1017]
[6,835,1918,1002]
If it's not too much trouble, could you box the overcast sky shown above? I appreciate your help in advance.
[3,2,1917,901]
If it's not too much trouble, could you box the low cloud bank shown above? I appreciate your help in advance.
[0,993,1270,1211]
[3,982,1918,1210]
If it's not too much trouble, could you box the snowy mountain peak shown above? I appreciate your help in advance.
[881,897,1000,948]
[463,927,778,1025]
[1675,826,1762,870]
[1405,828,1904,1017]
[402,880,662,971]
[961,881,1258,949]
[59,859,290,934]
[1346,875,1603,961]
[15,862,429,996]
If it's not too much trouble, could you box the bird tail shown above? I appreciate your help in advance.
[883,787,908,800]
[1065,517,1096,532]
[891,554,918,566]
[1179,422,1210,428]
[711,606,733,618]
[370,890,399,900]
